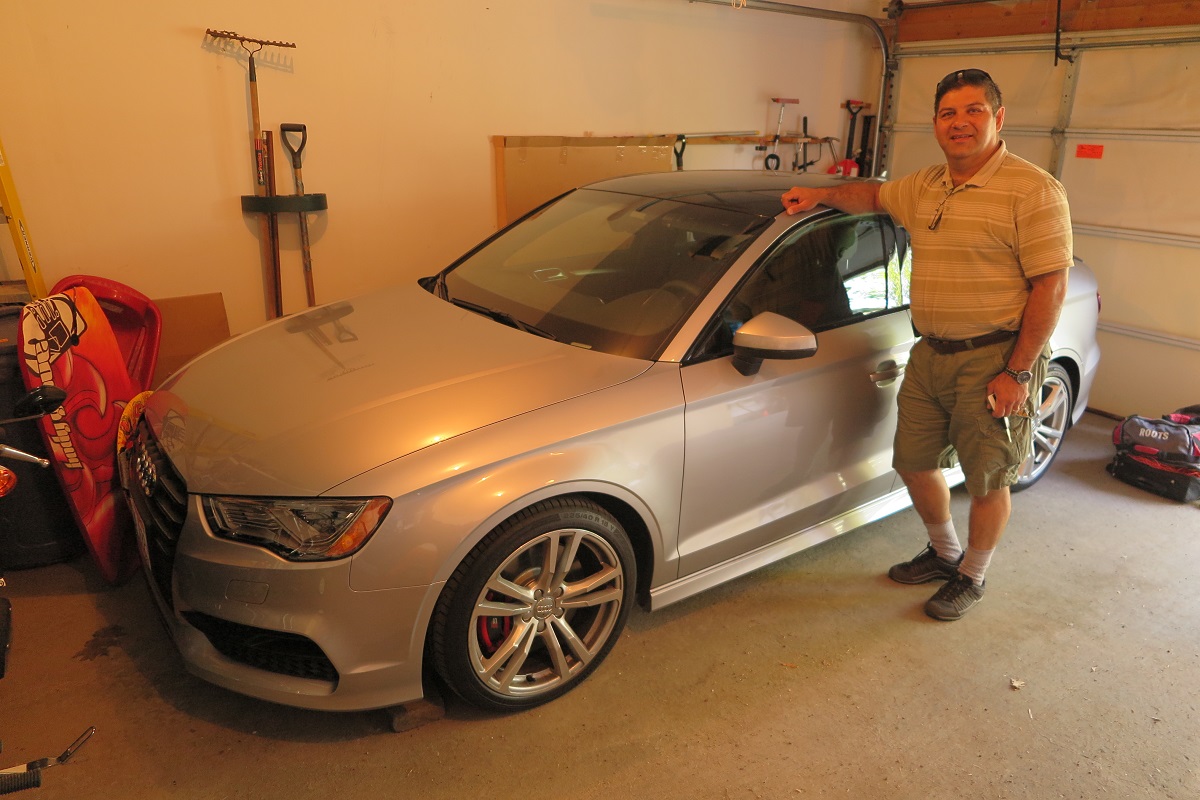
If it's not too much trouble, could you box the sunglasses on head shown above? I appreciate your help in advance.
[936,68,993,92]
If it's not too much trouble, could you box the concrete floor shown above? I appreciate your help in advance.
[3,411,1197,799]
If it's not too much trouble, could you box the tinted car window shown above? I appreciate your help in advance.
[843,217,911,314]
[691,214,911,361]
[441,188,767,360]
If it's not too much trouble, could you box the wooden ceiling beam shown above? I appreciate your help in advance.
[895,0,1200,43]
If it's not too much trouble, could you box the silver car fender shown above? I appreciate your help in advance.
[348,453,675,593]
[341,364,685,593]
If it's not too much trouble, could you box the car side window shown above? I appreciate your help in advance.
[689,214,911,363]
[843,216,912,315]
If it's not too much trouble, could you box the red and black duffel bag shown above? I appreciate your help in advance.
[1107,405,1200,502]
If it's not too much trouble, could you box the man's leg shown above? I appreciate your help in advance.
[888,468,963,584]
[960,485,1011,582]
[899,468,951,526]
[967,486,1011,550]
[924,485,1011,620]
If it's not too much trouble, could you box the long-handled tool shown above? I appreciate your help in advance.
[205,29,296,318]
[263,129,283,314]
[763,97,799,170]
[837,99,869,177]
[0,727,95,793]
[280,123,316,307]
[794,116,823,173]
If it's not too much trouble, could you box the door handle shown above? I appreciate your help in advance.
[870,361,905,385]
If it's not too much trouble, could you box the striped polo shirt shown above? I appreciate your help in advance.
[878,142,1073,340]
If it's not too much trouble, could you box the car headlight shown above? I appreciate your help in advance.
[202,496,392,561]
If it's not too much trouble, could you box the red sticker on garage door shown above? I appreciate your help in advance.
[1075,144,1104,159]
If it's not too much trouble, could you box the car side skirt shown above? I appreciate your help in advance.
[647,466,965,611]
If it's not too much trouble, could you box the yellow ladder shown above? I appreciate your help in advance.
[0,134,47,299]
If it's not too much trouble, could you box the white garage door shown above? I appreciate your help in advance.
[886,32,1200,417]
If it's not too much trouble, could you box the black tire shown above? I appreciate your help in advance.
[1013,362,1074,492]
[430,497,635,711]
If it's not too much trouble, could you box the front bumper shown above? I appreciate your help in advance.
[169,538,439,711]
[120,421,439,712]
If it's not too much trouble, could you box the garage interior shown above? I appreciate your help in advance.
[2,2,1198,798]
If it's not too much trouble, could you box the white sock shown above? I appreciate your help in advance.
[958,546,994,585]
[925,519,962,562]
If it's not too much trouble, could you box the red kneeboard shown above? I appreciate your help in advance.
[49,274,161,393]
[20,287,140,584]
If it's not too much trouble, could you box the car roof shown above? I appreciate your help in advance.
[582,169,863,218]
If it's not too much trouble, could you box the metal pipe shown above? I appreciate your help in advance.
[688,0,889,64]
[688,0,893,176]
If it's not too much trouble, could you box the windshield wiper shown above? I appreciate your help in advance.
[450,298,557,340]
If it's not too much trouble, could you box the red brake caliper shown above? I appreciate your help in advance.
[478,590,511,656]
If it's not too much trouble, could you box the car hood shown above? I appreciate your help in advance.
[145,282,650,496]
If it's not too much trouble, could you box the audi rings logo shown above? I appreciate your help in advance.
[134,441,158,498]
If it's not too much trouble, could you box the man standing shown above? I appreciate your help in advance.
[781,69,1072,620]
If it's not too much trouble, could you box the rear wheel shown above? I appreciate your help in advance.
[1013,362,1074,491]
[430,497,635,711]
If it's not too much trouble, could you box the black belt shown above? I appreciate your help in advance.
[922,329,1017,355]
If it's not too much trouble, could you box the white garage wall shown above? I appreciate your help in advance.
[886,34,1200,417]
[0,1,883,335]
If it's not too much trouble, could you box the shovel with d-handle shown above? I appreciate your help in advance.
[281,123,317,307]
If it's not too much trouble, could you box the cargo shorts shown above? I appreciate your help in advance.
[892,337,1048,496]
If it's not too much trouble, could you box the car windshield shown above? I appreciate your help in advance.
[439,188,768,360]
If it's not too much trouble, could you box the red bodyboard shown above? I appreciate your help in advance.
[20,287,140,583]
[50,274,162,392]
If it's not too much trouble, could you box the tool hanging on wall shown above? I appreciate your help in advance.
[667,131,760,170]
[794,116,821,173]
[762,97,799,170]
[280,123,328,307]
[830,99,869,177]
[263,129,282,313]
[0,135,48,299]
[205,28,296,319]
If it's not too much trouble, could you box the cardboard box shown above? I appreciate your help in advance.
[151,292,230,387]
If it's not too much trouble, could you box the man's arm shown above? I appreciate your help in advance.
[782,182,884,216]
[986,268,1069,415]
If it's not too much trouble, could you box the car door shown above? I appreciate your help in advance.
[676,214,914,576]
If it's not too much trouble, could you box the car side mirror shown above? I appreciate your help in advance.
[731,312,818,377]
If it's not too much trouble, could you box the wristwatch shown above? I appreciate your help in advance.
[1004,366,1034,385]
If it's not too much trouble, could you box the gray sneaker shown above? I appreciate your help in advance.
[925,573,985,621]
[888,544,962,585]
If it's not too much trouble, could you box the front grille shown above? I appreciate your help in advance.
[182,611,339,683]
[123,418,188,610]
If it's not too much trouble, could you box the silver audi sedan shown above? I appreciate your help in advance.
[121,170,1100,715]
